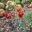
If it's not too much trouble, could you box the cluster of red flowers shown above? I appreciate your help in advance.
[3,8,24,19]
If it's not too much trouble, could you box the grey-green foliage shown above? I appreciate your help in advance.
[21,0,29,4]
[12,0,20,3]
[24,10,32,26]
[16,19,25,28]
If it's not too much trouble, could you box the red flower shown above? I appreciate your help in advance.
[17,8,24,18]
[6,13,11,19]
[3,12,11,19]
[3,12,8,17]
